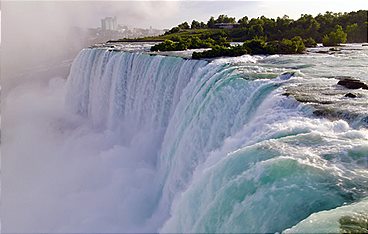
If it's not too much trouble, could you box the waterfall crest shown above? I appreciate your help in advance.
[65,48,368,233]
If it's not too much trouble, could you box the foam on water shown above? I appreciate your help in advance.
[12,47,366,232]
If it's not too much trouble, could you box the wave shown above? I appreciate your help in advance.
[64,48,368,232]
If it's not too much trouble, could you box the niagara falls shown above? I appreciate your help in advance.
[1,1,368,233]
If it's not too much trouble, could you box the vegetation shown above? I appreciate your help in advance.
[192,45,248,59]
[303,37,317,47]
[322,25,347,46]
[110,10,367,58]
[192,37,306,59]
[150,36,229,52]
[161,10,367,43]
[111,10,366,45]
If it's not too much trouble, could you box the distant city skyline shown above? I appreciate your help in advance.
[80,1,368,29]
[2,1,367,32]
[1,1,367,68]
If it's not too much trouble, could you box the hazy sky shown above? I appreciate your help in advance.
[1,0,367,79]
[75,1,368,29]
[2,1,367,30]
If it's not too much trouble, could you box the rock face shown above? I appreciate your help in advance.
[337,78,368,90]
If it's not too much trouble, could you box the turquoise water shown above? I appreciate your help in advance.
[4,45,366,232]
[63,46,368,232]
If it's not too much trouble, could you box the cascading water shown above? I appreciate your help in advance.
[64,48,368,233]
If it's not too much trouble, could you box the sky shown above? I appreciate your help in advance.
[1,0,367,30]
[1,0,367,82]
[0,1,367,232]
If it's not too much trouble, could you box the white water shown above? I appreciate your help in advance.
[3,47,367,232]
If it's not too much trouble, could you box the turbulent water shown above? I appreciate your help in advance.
[4,45,367,232]
[62,45,368,233]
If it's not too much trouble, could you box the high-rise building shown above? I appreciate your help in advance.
[101,17,117,31]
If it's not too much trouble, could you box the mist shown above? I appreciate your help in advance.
[1,1,179,232]
[2,1,367,232]
[2,76,162,231]
[1,1,182,90]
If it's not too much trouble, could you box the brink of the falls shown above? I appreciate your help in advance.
[3,47,367,233]
[65,48,368,233]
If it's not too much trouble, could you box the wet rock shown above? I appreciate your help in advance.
[315,50,329,54]
[279,72,296,80]
[344,93,357,98]
[337,78,368,90]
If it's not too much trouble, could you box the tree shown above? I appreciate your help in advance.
[303,37,317,47]
[294,14,320,39]
[322,25,347,46]
[215,14,236,24]
[243,38,266,54]
[207,16,216,28]
[178,22,190,30]
[346,23,360,42]
[167,26,180,34]
[248,24,264,38]
[191,20,201,29]
[291,36,306,53]
[238,16,249,27]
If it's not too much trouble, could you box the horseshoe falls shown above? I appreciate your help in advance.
[4,47,367,233]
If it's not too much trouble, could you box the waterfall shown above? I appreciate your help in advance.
[65,48,368,233]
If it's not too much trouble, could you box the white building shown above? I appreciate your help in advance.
[101,17,117,31]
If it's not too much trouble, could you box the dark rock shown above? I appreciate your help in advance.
[279,72,296,80]
[337,78,368,90]
[282,93,290,97]
[344,93,357,98]
[315,50,329,54]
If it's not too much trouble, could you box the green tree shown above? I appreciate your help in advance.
[346,23,360,42]
[207,16,216,28]
[178,22,190,30]
[166,26,180,34]
[215,15,236,24]
[191,20,201,29]
[294,14,320,39]
[291,36,306,53]
[322,25,347,46]
[243,38,266,54]
[303,37,317,47]
[238,16,249,27]
[248,24,264,38]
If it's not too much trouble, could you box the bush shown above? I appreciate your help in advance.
[150,36,229,52]
[187,36,213,49]
[291,36,306,53]
[303,37,317,47]
[264,37,305,54]
[165,27,180,34]
[322,25,347,46]
[243,39,267,54]
[192,45,248,59]
[192,36,306,59]
[150,40,187,51]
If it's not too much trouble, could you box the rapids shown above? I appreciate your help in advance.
[64,47,368,233]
